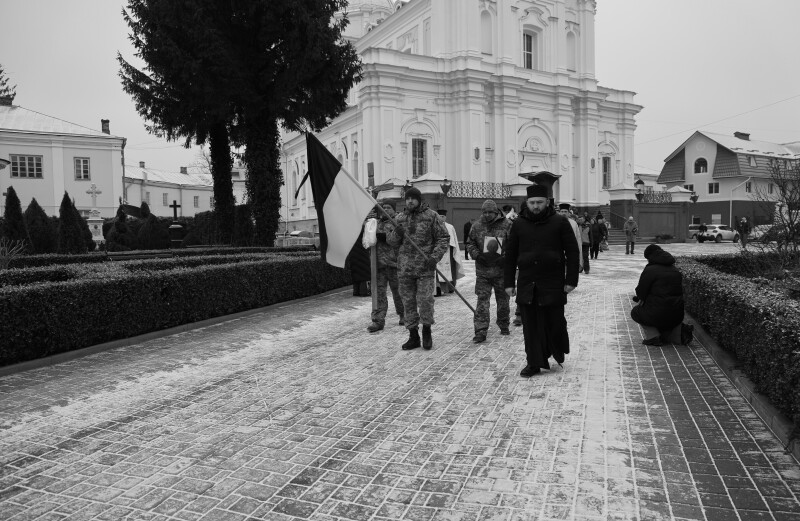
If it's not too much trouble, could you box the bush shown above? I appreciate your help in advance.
[678,256,800,426]
[23,198,57,254]
[137,202,172,249]
[0,255,351,366]
[57,192,86,254]
[2,186,31,248]
[105,210,139,251]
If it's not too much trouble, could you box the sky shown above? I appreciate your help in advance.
[0,0,798,177]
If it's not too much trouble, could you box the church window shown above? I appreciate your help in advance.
[522,30,541,70]
[193,196,199,208]
[352,151,359,183]
[481,11,493,55]
[602,156,611,189]
[10,154,43,178]
[412,138,427,179]
[145,191,150,204]
[694,158,708,173]
[74,157,90,180]
[423,19,431,55]
[162,193,168,206]
[566,31,577,72]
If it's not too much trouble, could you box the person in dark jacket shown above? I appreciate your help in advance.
[630,244,691,345]
[463,219,473,260]
[590,216,606,260]
[504,184,580,377]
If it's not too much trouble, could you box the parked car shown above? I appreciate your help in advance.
[697,224,739,243]
[748,224,772,240]
[688,224,702,239]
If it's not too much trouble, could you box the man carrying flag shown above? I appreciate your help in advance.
[387,187,450,351]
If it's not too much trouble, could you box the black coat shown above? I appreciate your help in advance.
[504,206,580,306]
[463,220,472,242]
[634,249,684,329]
[347,232,371,283]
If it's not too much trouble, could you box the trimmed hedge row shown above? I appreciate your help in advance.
[0,256,351,367]
[692,251,799,278]
[6,245,316,268]
[677,257,800,425]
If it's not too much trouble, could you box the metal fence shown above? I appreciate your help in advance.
[447,181,512,199]
[640,191,673,204]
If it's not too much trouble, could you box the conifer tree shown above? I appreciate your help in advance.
[24,198,57,254]
[57,192,86,254]
[71,201,96,252]
[2,186,30,248]
[0,63,16,102]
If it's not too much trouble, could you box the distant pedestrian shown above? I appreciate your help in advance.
[624,216,638,254]
[631,244,693,346]
[388,187,450,350]
[590,216,606,259]
[577,216,592,274]
[463,219,473,260]
[435,210,464,296]
[505,185,580,377]
[466,199,512,343]
[557,203,583,273]
[737,217,751,248]
[367,200,405,333]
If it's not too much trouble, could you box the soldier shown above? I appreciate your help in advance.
[387,187,450,350]
[466,199,512,343]
[367,199,405,333]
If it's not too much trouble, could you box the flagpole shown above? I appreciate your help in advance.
[373,203,476,315]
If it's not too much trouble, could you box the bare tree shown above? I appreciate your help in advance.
[751,158,800,254]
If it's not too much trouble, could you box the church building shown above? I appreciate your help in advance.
[280,0,641,234]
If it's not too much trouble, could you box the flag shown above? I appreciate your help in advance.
[305,132,376,268]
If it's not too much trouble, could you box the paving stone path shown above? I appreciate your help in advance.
[2,243,800,521]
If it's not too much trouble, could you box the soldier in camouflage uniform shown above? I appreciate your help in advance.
[367,200,405,332]
[387,187,450,350]
[466,200,512,343]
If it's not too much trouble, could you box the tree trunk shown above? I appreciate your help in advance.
[209,122,235,243]
[244,119,282,246]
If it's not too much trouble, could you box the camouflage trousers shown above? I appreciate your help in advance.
[371,267,404,326]
[474,275,510,332]
[398,273,436,329]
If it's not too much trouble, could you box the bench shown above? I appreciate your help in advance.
[641,323,684,345]
[107,252,174,261]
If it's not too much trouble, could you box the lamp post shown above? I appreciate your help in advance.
[690,191,699,204]
[634,177,645,202]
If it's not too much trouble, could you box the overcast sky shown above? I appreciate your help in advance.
[1,0,798,177]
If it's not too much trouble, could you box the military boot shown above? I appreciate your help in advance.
[422,325,432,350]
[402,328,421,350]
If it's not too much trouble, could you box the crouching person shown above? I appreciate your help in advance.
[387,187,450,350]
[631,244,693,345]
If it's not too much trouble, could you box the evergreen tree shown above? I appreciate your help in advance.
[71,201,96,252]
[119,0,361,245]
[24,198,57,254]
[0,63,16,102]
[57,192,86,254]
[137,201,170,249]
[106,208,139,251]
[2,186,30,248]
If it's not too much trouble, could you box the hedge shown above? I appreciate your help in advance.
[677,257,800,426]
[6,245,316,268]
[0,256,351,366]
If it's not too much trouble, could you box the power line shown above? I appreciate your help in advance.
[635,93,800,147]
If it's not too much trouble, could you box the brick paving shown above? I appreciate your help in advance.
[2,242,800,521]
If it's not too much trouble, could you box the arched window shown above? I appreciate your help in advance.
[522,29,542,70]
[694,158,708,173]
[566,31,577,72]
[352,151,359,183]
[481,11,493,55]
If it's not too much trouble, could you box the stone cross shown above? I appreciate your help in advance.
[86,184,102,208]
[169,200,181,220]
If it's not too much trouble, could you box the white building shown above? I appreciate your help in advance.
[0,96,125,218]
[123,161,248,218]
[281,0,642,232]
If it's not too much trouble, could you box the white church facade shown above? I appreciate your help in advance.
[280,0,642,233]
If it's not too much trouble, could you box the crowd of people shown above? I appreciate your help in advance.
[354,186,689,377]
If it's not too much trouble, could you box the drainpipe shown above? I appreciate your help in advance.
[729,177,752,227]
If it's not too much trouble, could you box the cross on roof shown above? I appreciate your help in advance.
[86,183,102,208]
[169,200,181,220]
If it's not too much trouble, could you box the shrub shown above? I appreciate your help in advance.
[57,192,86,254]
[678,257,800,426]
[2,186,31,249]
[72,200,96,253]
[137,202,171,249]
[0,255,351,366]
[105,209,139,251]
[23,198,57,254]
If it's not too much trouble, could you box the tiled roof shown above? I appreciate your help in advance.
[125,165,213,188]
[658,149,685,183]
[712,145,741,178]
[0,105,120,138]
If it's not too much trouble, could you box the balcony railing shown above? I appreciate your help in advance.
[639,191,672,204]
[448,181,511,199]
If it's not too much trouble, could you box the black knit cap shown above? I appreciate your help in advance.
[404,187,422,203]
[643,243,662,259]
[558,203,571,210]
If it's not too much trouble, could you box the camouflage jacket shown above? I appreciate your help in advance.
[375,217,399,269]
[466,214,512,278]
[387,204,450,277]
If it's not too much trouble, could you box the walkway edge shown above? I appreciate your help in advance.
[689,312,800,461]
[0,286,351,378]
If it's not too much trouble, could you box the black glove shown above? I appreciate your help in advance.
[394,225,405,238]
[376,232,387,243]
[425,257,438,270]
[475,254,488,267]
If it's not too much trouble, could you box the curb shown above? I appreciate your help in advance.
[688,312,800,461]
[0,286,351,378]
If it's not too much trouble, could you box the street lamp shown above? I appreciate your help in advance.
[634,177,645,202]
[690,191,699,203]
[440,177,451,197]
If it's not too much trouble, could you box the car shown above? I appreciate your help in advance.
[697,224,739,243]
[748,224,772,240]
[688,224,702,239]
[289,230,315,238]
